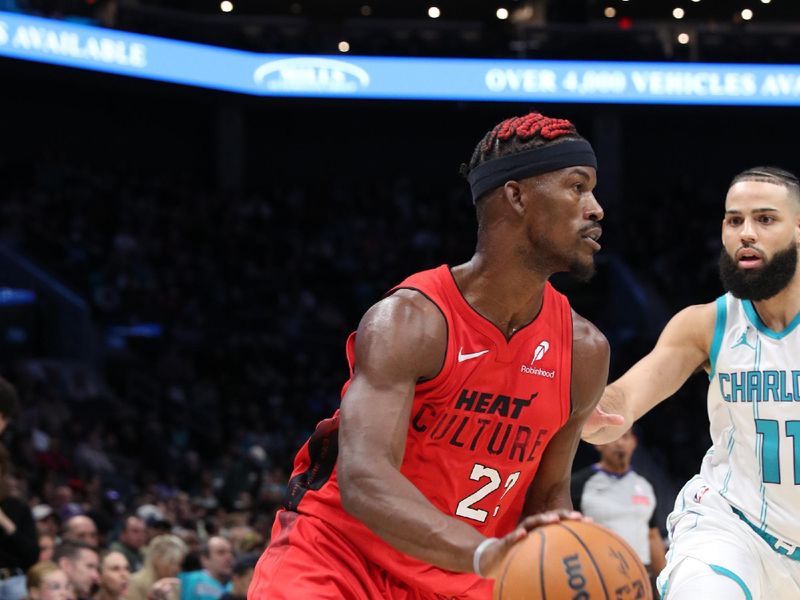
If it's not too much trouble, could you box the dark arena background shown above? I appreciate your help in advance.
[2,0,800,581]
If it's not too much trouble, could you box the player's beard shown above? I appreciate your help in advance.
[523,231,597,282]
[569,225,601,283]
[718,241,798,301]
[568,257,596,283]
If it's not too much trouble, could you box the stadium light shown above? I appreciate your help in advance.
[677,32,690,44]
[604,6,616,18]
[761,0,771,3]
[673,7,685,18]
[496,8,509,20]
[220,1,233,12]
[428,6,441,18]
[741,8,754,19]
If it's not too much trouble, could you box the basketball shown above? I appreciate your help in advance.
[493,521,653,600]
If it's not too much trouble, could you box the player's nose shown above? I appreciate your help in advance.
[584,192,604,222]
[740,217,757,242]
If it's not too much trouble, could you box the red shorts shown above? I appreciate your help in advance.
[248,510,493,600]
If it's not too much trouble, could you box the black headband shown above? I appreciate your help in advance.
[466,138,598,203]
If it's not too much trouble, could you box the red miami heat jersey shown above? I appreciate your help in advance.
[278,265,573,597]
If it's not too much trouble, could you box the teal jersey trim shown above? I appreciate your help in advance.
[743,299,800,339]
[709,295,728,381]
[709,565,753,600]
[659,577,670,599]
[732,506,800,561]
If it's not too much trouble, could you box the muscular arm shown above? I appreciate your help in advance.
[582,302,716,445]
[522,311,610,516]
[338,290,486,574]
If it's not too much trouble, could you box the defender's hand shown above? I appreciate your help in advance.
[581,404,626,440]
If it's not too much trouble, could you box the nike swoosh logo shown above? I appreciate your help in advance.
[458,348,490,362]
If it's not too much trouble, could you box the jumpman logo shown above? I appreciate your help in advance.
[731,327,756,351]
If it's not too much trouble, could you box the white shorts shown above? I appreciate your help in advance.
[657,475,800,600]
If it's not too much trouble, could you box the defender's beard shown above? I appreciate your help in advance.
[719,241,798,301]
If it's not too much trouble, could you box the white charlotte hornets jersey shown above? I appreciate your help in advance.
[703,293,800,547]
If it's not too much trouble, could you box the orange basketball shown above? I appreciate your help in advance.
[493,521,653,600]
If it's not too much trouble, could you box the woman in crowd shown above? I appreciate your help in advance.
[37,536,55,563]
[94,551,130,600]
[26,562,71,600]
[125,535,186,600]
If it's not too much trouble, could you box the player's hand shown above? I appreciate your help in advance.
[581,403,626,441]
[147,577,181,600]
[478,510,586,579]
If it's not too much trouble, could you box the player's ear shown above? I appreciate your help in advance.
[795,205,800,244]
[502,180,525,216]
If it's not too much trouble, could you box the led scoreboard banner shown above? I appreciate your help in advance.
[3,10,800,105]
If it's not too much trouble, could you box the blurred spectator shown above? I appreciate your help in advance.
[75,430,115,476]
[51,488,75,519]
[37,534,55,563]
[174,530,200,572]
[0,379,19,437]
[62,515,99,548]
[571,429,667,589]
[217,554,256,600]
[178,537,232,600]
[144,519,172,544]
[53,541,100,600]
[0,444,39,600]
[32,506,59,538]
[109,516,146,572]
[224,526,262,556]
[125,535,187,600]
[94,551,130,600]
[25,561,71,600]
[135,508,170,545]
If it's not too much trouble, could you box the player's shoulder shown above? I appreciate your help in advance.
[360,288,447,334]
[570,310,610,361]
[673,300,718,324]
[664,301,719,346]
[354,289,448,379]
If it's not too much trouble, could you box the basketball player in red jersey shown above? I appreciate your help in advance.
[249,112,609,599]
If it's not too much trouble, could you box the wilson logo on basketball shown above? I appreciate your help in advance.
[562,554,588,598]
[493,521,652,600]
[520,340,555,378]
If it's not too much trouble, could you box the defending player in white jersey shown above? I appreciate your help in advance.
[583,166,800,599]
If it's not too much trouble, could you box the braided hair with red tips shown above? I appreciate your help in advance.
[461,112,582,181]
